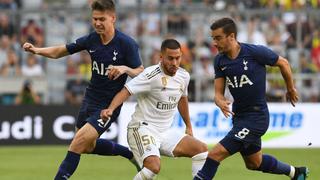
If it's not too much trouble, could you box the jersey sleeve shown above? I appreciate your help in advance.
[125,71,151,95]
[182,71,190,97]
[214,56,224,79]
[124,39,142,68]
[253,45,279,66]
[66,35,88,54]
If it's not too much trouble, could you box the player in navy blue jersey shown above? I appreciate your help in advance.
[194,17,309,180]
[23,0,143,179]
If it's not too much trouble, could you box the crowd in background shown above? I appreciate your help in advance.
[1,0,320,105]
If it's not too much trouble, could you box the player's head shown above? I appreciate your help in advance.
[91,0,116,35]
[210,17,237,53]
[160,39,182,76]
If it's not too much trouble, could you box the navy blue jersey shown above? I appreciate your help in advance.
[66,29,142,108]
[214,43,278,114]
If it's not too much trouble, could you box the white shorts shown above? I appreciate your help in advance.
[127,122,186,168]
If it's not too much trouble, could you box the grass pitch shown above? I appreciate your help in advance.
[0,146,319,180]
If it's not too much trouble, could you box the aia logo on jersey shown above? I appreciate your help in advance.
[113,50,118,61]
[226,74,253,88]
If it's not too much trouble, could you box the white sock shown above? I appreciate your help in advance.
[133,167,157,180]
[191,152,208,177]
[289,166,295,178]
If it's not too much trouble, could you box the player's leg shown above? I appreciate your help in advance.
[241,146,309,179]
[165,134,208,177]
[194,128,245,180]
[127,124,161,180]
[54,123,99,180]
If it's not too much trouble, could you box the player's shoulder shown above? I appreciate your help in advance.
[115,29,138,45]
[241,42,267,52]
[143,64,162,79]
[177,67,190,78]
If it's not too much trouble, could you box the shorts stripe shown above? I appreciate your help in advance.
[133,128,144,156]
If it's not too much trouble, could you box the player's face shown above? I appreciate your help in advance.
[91,10,116,35]
[211,28,233,54]
[160,48,182,76]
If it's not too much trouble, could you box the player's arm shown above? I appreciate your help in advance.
[100,87,132,121]
[214,77,234,118]
[23,42,69,59]
[108,65,144,80]
[273,56,298,106]
[178,96,193,136]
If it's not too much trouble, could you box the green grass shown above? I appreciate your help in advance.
[0,146,319,180]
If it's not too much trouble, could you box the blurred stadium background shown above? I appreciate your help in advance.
[0,0,319,179]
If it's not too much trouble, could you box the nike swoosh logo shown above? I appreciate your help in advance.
[221,67,227,71]
[89,50,96,53]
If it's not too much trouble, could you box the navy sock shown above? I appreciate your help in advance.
[257,154,291,175]
[194,157,220,180]
[54,151,80,180]
[91,138,133,160]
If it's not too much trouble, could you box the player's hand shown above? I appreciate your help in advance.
[107,65,128,80]
[286,88,299,107]
[216,99,234,118]
[100,108,113,122]
[23,42,36,54]
[185,127,193,136]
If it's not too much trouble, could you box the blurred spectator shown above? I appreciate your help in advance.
[238,16,267,45]
[65,77,88,105]
[21,54,43,77]
[262,15,288,56]
[0,48,21,76]
[285,14,312,49]
[20,19,44,47]
[0,13,16,39]
[140,4,161,36]
[78,51,91,80]
[119,12,139,38]
[66,56,79,75]
[149,48,160,65]
[311,30,320,71]
[15,79,41,105]
[0,35,11,67]
[0,0,17,10]
[299,53,319,102]
[167,1,190,35]
[193,46,214,101]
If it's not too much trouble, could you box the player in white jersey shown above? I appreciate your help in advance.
[100,39,208,179]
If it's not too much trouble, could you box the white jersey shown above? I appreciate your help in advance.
[125,63,190,132]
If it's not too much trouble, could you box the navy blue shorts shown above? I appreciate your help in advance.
[220,111,269,156]
[76,100,122,135]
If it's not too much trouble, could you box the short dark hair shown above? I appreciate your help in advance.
[161,39,181,52]
[91,0,115,12]
[210,17,237,38]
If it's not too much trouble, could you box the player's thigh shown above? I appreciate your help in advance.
[69,123,99,153]
[172,135,208,157]
[159,129,189,157]
[127,126,160,168]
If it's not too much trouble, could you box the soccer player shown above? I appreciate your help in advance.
[100,39,208,179]
[22,0,143,179]
[194,17,309,180]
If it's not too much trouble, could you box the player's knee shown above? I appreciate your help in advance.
[69,133,95,153]
[143,156,161,174]
[245,161,260,170]
[197,142,208,153]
